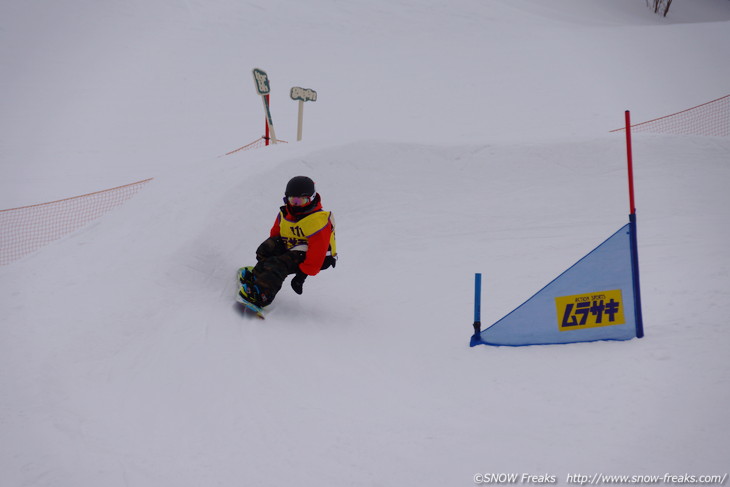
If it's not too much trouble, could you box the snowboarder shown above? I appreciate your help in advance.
[238,176,337,308]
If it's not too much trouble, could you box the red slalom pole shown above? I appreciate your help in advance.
[265,94,270,146]
[625,110,636,215]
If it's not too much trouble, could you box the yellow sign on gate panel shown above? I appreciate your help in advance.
[555,289,626,331]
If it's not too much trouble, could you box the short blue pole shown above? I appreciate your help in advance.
[473,273,482,335]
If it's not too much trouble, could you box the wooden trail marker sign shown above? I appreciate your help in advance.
[290,87,317,141]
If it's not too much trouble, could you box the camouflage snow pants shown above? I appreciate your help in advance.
[252,237,306,305]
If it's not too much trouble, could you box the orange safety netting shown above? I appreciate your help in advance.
[611,95,729,137]
[224,136,286,155]
[0,178,153,265]
[1,137,284,265]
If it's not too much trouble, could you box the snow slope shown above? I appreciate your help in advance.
[1,1,729,486]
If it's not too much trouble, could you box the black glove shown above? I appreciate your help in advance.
[291,271,307,295]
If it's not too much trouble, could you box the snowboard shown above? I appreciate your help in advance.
[236,267,265,319]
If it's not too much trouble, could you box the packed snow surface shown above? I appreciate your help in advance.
[1,1,729,485]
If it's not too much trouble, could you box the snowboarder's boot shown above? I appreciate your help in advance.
[239,281,271,308]
[238,266,256,286]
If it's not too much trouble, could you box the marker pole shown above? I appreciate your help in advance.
[265,95,270,146]
[473,273,482,335]
[297,100,304,141]
[625,111,644,338]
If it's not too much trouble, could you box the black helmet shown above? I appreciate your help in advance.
[285,176,316,197]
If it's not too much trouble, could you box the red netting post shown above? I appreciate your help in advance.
[265,94,270,146]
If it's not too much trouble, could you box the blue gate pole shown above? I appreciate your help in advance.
[473,273,482,335]
[629,213,644,338]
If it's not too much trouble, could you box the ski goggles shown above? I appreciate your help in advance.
[287,194,314,207]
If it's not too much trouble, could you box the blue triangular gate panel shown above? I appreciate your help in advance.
[471,223,639,347]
